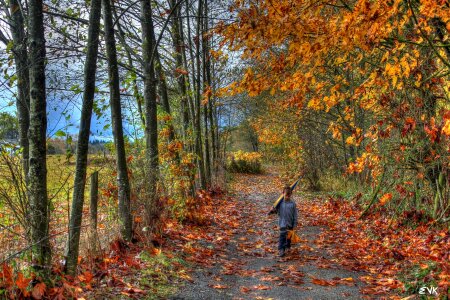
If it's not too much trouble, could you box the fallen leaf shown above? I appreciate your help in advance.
[311,278,337,286]
[32,282,46,299]
[210,284,229,289]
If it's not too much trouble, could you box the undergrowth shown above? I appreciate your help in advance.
[138,251,190,299]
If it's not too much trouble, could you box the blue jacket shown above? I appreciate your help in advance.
[275,199,298,228]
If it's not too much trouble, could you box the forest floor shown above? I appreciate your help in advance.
[169,171,373,300]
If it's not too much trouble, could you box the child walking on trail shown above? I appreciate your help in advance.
[268,185,298,257]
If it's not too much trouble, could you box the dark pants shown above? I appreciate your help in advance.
[278,227,292,251]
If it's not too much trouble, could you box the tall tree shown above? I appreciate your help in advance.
[194,0,206,188]
[201,0,212,185]
[141,0,159,230]
[103,0,132,241]
[64,0,102,275]
[27,0,51,270]
[169,0,190,137]
[8,0,30,178]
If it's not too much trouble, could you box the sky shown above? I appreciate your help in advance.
[0,77,141,142]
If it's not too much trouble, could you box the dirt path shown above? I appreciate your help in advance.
[171,171,368,300]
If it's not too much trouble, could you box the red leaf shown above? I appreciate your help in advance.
[175,68,189,75]
[0,263,13,285]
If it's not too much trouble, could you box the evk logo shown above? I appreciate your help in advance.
[419,286,438,296]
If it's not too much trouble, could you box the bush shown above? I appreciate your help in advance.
[226,151,262,174]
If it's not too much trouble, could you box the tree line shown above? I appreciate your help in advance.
[0,0,231,277]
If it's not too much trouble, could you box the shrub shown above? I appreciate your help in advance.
[226,151,262,174]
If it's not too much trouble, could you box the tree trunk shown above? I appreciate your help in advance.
[111,5,146,128]
[103,0,132,241]
[194,0,206,189]
[211,61,220,163]
[169,0,190,137]
[202,0,212,185]
[141,0,159,230]
[185,1,198,140]
[64,0,102,275]
[155,46,176,144]
[89,171,99,252]
[9,0,30,179]
[27,0,51,271]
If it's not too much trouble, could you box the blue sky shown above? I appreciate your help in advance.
[0,85,143,142]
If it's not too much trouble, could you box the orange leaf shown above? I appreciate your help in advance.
[253,284,271,290]
[311,278,337,286]
[16,273,31,296]
[32,282,46,299]
[379,193,392,205]
[78,271,94,284]
[211,284,229,289]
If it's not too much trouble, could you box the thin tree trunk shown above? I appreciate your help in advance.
[185,1,198,140]
[169,0,195,196]
[111,5,146,128]
[155,46,176,144]
[89,171,99,252]
[64,0,102,275]
[141,0,159,230]
[194,0,206,189]
[212,61,220,163]
[103,0,132,241]
[202,0,211,185]
[202,42,211,187]
[169,0,190,137]
[27,0,51,271]
[204,5,217,168]
[9,0,30,180]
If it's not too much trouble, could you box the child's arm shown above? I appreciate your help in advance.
[293,203,298,227]
[268,199,282,215]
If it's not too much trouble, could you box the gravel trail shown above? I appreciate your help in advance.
[171,171,368,300]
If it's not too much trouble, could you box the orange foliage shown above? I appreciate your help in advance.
[218,0,450,179]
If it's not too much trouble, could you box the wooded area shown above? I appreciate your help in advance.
[0,0,450,298]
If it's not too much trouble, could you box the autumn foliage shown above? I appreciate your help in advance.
[218,0,450,220]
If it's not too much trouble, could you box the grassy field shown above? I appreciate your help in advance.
[0,154,119,264]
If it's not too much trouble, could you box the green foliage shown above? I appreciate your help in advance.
[0,113,18,141]
[226,150,262,174]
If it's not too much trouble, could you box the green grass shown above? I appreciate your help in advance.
[138,250,190,299]
[400,261,439,298]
